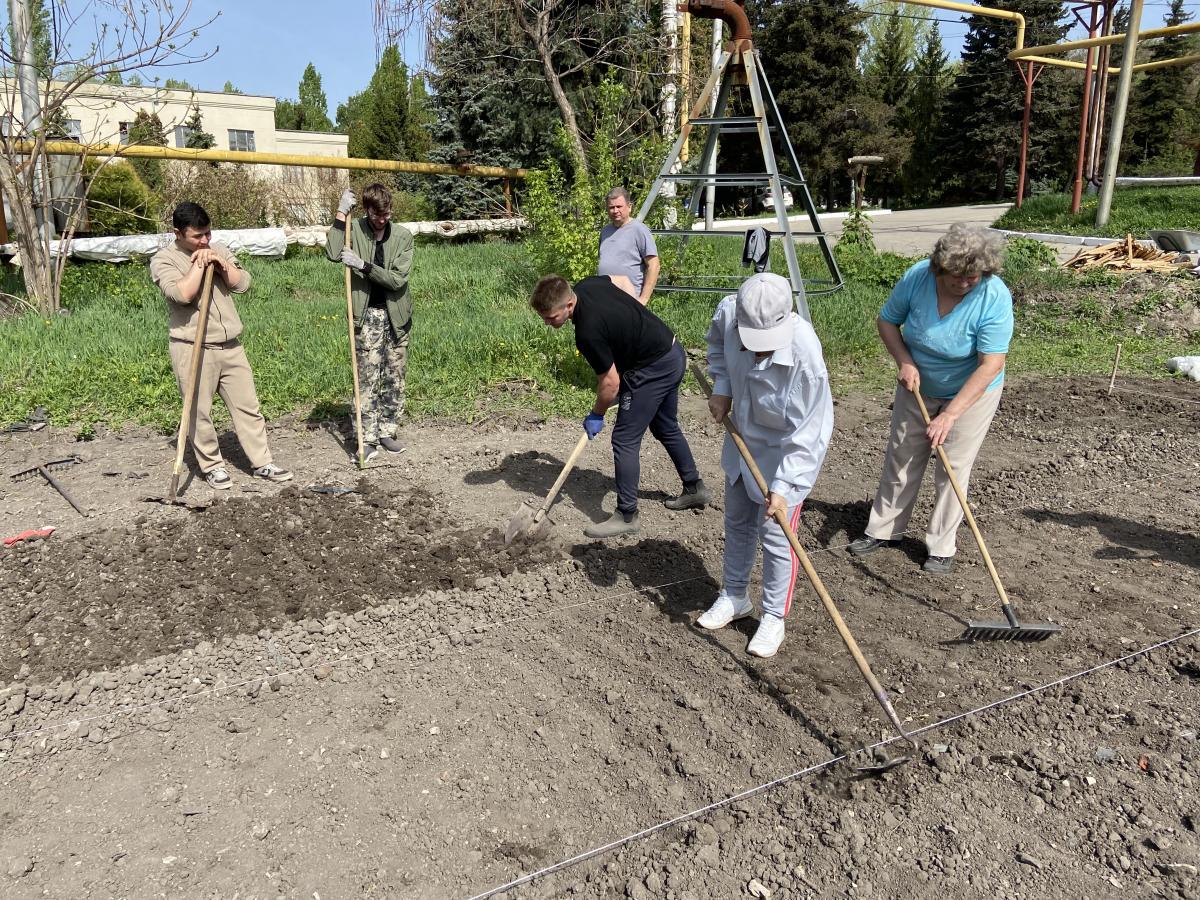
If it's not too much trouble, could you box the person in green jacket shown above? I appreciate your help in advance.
[326,182,415,459]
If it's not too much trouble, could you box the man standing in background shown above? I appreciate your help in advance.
[598,187,660,305]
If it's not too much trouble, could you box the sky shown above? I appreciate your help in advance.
[2,1,1198,119]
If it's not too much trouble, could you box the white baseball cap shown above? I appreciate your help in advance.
[736,273,794,352]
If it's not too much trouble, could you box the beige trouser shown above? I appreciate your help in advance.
[169,339,272,474]
[865,384,1003,557]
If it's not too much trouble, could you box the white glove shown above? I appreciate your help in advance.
[341,247,367,272]
[337,188,356,216]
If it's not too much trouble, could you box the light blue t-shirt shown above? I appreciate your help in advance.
[880,259,1014,399]
[598,221,658,296]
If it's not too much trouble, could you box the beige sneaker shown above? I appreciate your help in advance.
[254,463,293,483]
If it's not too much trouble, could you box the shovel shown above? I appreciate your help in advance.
[504,432,591,545]
[166,264,215,504]
[911,389,1061,642]
[692,362,917,769]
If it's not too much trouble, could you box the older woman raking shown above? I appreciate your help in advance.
[848,224,1014,575]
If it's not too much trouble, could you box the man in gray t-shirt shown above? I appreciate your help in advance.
[598,186,659,305]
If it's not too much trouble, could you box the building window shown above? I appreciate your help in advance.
[63,119,82,142]
[227,129,255,152]
[174,125,194,148]
[118,121,130,145]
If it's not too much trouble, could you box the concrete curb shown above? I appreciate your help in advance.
[692,209,893,231]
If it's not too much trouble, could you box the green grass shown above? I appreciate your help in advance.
[1,237,1197,432]
[993,185,1200,239]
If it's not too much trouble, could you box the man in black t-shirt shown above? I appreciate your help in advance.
[530,274,710,538]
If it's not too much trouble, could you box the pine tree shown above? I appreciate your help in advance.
[276,64,334,132]
[1126,0,1198,169]
[902,25,951,204]
[183,102,216,151]
[754,0,868,209]
[223,81,243,94]
[404,74,433,162]
[940,0,1075,201]
[126,110,168,191]
[863,9,914,109]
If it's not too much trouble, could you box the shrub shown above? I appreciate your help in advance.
[837,208,876,253]
[833,248,916,289]
[1004,236,1058,276]
[158,162,273,230]
[82,159,157,236]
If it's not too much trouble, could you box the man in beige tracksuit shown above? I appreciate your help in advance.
[150,201,292,490]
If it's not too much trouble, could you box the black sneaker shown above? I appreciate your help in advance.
[664,479,710,510]
[847,535,899,557]
[923,554,956,575]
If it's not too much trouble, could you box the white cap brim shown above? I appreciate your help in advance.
[738,319,793,353]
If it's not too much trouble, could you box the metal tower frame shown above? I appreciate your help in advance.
[637,43,843,321]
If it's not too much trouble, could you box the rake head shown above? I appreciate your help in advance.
[960,620,1062,642]
[11,456,82,481]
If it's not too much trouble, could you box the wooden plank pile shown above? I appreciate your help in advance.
[1064,234,1190,273]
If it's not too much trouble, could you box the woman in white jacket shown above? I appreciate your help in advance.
[696,273,834,658]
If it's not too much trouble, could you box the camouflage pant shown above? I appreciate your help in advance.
[355,306,409,444]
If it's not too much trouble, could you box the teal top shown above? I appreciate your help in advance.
[880,259,1014,399]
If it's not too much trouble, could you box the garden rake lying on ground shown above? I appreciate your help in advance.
[693,364,917,772]
[11,456,88,517]
[911,389,1061,642]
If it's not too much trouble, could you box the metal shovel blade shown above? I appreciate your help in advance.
[504,499,538,545]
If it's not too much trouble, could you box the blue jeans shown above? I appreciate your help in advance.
[611,342,700,514]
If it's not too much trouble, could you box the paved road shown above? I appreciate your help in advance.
[710,203,1012,256]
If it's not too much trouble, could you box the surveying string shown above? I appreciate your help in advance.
[465,625,1200,900]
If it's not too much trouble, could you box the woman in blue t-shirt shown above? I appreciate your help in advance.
[848,224,1014,575]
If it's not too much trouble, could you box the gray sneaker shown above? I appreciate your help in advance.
[584,510,640,540]
[205,467,232,490]
[664,478,710,511]
[379,435,406,454]
[254,463,294,483]
[923,554,956,575]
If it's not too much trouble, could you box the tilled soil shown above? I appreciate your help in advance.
[0,375,1198,899]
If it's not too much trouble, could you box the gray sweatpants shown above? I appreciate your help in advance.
[864,385,1003,557]
[722,476,803,620]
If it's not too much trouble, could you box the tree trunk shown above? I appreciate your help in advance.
[523,2,588,177]
[0,152,57,313]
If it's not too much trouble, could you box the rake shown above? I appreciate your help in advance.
[911,389,1061,642]
[12,456,88,517]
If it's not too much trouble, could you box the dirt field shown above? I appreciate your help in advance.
[1,375,1198,899]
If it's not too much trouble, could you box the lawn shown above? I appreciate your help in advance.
[1,236,1197,433]
[992,185,1200,239]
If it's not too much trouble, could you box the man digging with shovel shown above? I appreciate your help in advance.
[696,273,833,658]
[530,274,709,539]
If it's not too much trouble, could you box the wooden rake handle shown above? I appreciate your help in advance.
[691,363,913,745]
[345,237,365,468]
[910,389,1013,610]
[172,265,216,485]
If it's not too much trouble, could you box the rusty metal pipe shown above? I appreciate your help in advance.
[680,0,751,45]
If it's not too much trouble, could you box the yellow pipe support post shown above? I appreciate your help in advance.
[1010,20,1200,60]
[17,141,527,179]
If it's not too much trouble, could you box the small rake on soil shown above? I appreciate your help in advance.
[911,390,1061,643]
[11,456,88,517]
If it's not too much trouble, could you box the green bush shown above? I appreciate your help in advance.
[1004,236,1058,276]
[83,160,157,236]
[159,162,272,230]
[833,247,917,289]
[837,208,877,253]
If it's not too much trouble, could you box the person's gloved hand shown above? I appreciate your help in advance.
[341,247,367,272]
[338,188,356,216]
[583,413,605,440]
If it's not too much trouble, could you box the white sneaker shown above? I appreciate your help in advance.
[747,613,785,658]
[697,592,753,630]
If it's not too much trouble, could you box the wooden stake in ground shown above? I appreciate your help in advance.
[168,264,216,503]
[1108,342,1123,396]
[345,240,365,469]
